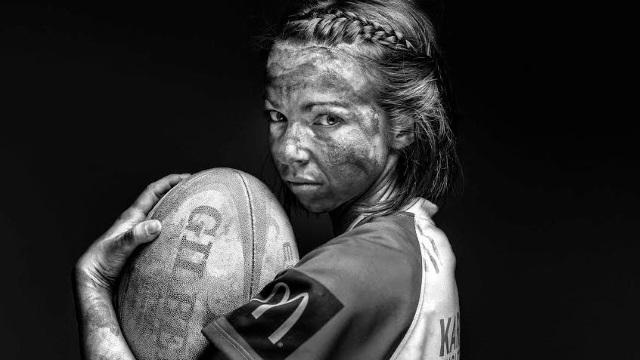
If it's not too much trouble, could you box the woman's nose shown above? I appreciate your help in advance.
[275,124,310,167]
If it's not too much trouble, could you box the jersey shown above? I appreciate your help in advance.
[201,198,460,360]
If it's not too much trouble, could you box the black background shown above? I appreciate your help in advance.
[0,1,635,359]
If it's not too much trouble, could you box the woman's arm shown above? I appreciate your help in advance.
[73,277,136,360]
[73,174,190,360]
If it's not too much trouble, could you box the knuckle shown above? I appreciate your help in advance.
[119,208,135,220]
[74,256,90,275]
[163,173,182,184]
[146,182,158,192]
[153,179,168,191]
[119,208,144,223]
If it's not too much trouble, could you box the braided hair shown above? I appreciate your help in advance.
[271,0,460,215]
[286,8,422,54]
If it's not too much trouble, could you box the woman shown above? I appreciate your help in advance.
[74,1,461,359]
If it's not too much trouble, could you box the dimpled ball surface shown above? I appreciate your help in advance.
[116,168,299,360]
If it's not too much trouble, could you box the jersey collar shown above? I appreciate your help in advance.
[345,197,438,232]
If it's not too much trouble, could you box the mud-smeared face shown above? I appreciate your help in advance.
[266,42,391,213]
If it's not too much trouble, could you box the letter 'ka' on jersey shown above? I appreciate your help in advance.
[202,198,460,360]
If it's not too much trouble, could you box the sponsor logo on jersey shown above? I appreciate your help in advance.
[226,270,343,359]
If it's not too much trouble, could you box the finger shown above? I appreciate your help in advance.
[115,220,162,253]
[129,173,191,217]
[106,173,190,238]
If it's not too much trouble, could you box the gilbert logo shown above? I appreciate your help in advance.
[226,270,343,360]
[251,282,309,344]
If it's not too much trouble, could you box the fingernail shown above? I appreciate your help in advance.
[146,221,161,235]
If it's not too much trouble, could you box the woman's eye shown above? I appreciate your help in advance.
[265,110,286,123]
[315,114,342,126]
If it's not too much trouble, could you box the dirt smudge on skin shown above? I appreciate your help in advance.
[267,42,377,108]
[266,41,393,212]
[319,127,385,195]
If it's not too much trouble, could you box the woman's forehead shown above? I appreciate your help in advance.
[266,42,374,100]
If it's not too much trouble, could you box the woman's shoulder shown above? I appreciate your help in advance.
[339,210,423,256]
[293,211,424,307]
[304,211,421,263]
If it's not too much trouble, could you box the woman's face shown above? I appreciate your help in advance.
[266,42,392,213]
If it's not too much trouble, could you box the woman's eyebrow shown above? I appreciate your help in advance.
[302,100,351,110]
[264,98,280,108]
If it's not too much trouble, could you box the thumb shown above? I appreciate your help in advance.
[82,219,163,291]
[116,219,162,252]
[132,219,162,245]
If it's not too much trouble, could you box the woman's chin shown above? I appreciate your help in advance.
[299,200,332,214]
[295,195,337,214]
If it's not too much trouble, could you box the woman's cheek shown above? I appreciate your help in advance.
[320,130,381,196]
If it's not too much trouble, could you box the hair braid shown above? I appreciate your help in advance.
[286,8,428,56]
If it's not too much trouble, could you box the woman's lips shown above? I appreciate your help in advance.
[287,181,322,192]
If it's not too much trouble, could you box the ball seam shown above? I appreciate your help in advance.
[234,170,256,299]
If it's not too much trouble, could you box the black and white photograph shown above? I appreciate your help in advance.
[0,1,634,359]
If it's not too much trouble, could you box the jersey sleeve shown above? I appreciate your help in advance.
[201,268,344,360]
[201,216,422,360]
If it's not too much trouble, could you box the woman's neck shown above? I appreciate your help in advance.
[329,156,398,236]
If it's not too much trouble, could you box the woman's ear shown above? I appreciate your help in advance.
[392,130,415,150]
[390,119,416,150]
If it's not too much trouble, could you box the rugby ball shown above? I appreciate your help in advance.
[116,168,299,360]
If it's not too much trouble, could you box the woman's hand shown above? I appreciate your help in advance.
[73,173,190,360]
[75,173,190,294]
